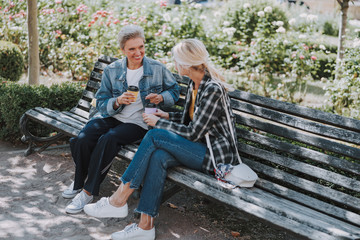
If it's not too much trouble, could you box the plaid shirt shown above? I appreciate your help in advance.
[155,73,238,174]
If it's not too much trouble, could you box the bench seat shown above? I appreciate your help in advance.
[20,56,360,240]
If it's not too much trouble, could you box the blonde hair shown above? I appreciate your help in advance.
[172,39,225,83]
[117,25,145,50]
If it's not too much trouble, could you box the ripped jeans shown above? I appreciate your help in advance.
[121,128,207,217]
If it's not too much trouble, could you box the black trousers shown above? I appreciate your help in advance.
[70,117,147,195]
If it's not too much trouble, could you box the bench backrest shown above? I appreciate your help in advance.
[72,56,360,228]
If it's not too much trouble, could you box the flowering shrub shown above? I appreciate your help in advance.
[222,2,289,44]
[325,48,360,119]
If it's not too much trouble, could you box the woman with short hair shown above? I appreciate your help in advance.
[63,25,180,214]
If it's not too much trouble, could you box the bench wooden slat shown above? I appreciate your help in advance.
[93,61,109,72]
[98,55,118,64]
[62,111,88,124]
[256,178,360,226]
[86,78,101,90]
[70,107,90,119]
[246,159,360,210]
[82,90,95,100]
[25,109,81,137]
[236,114,360,160]
[239,143,360,192]
[90,71,102,82]
[33,107,85,130]
[236,128,360,175]
[231,99,360,145]
[77,99,91,110]
[229,90,360,131]
[168,167,360,239]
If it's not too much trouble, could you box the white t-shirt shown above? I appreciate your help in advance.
[113,66,148,129]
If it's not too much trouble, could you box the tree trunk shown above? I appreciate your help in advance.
[335,0,350,80]
[27,0,39,85]
[337,0,349,60]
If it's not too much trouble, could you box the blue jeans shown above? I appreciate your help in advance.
[121,128,207,217]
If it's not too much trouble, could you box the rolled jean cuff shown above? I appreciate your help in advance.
[119,176,140,190]
[134,208,159,218]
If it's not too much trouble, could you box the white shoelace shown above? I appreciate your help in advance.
[123,223,138,234]
[72,192,89,206]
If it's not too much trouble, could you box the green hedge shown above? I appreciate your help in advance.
[0,81,84,143]
[0,41,24,82]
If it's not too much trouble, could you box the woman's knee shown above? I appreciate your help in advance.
[145,128,173,142]
[150,149,179,169]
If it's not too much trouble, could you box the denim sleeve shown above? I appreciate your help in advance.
[159,67,180,107]
[95,68,124,117]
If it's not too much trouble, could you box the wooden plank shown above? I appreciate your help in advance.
[256,178,360,227]
[62,111,88,124]
[231,100,360,145]
[235,115,360,160]
[245,159,360,210]
[34,107,85,130]
[239,143,360,192]
[93,61,109,72]
[167,167,359,240]
[98,55,118,64]
[77,99,91,110]
[82,90,95,100]
[89,71,102,82]
[86,79,101,90]
[236,128,360,175]
[25,110,81,137]
[70,107,90,119]
[229,89,360,132]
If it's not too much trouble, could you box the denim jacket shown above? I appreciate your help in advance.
[93,56,180,119]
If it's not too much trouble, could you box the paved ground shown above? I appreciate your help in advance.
[0,141,304,240]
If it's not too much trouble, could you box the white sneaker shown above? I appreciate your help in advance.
[84,197,128,218]
[65,191,93,214]
[111,223,155,240]
[62,182,82,199]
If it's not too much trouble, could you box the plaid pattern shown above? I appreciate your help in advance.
[156,74,238,174]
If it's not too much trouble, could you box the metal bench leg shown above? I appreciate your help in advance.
[19,113,66,156]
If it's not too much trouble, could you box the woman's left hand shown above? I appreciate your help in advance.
[143,113,160,127]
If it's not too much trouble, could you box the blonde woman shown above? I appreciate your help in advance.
[84,39,239,240]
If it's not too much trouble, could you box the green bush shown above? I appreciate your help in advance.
[223,2,289,44]
[0,41,24,82]
[325,47,360,119]
[323,21,338,37]
[0,81,84,143]
[310,52,336,80]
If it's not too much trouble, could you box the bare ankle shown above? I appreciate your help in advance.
[109,196,126,208]
[83,189,92,196]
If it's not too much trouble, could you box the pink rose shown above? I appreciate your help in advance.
[311,56,317,60]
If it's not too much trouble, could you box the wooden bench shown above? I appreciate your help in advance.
[20,55,360,240]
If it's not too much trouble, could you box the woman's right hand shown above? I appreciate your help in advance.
[154,109,169,120]
[117,92,136,105]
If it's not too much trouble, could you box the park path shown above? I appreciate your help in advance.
[0,141,302,240]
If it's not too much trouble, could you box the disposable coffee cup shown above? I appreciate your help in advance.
[145,103,157,114]
[127,85,139,102]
